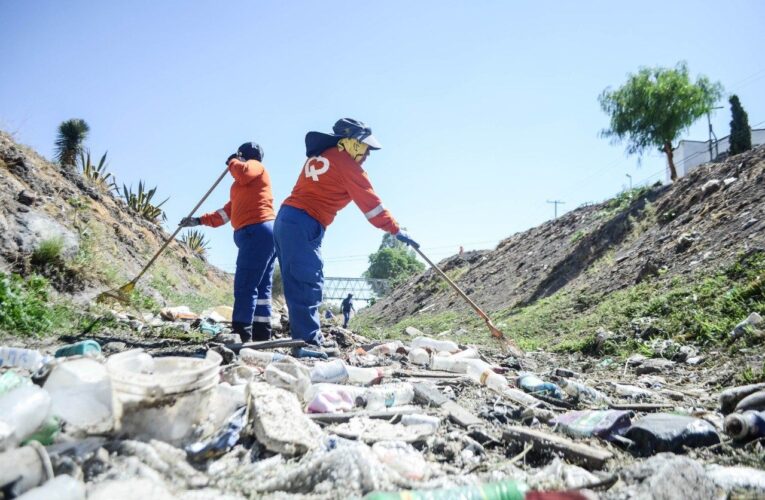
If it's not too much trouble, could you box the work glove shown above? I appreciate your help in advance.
[179,216,202,228]
[226,153,239,165]
[395,230,419,248]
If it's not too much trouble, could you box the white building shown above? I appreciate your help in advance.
[669,128,765,181]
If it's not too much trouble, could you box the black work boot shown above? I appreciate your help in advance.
[231,322,253,343]
[251,322,272,342]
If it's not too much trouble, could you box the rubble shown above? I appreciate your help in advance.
[1,317,764,498]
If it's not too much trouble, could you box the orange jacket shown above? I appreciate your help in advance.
[282,147,400,233]
[200,159,275,230]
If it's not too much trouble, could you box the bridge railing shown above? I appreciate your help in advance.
[323,277,389,302]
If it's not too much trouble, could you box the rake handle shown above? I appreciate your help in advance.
[413,245,492,325]
[132,166,230,284]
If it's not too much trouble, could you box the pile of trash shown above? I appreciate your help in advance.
[2,322,765,499]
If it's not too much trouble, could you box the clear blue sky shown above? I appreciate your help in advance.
[2,1,764,277]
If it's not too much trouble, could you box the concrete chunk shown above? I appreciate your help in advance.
[247,382,321,456]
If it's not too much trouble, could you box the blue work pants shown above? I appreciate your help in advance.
[232,221,276,327]
[273,205,325,346]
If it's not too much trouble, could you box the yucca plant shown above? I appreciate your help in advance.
[180,229,210,256]
[55,119,90,167]
[79,149,114,189]
[121,181,169,222]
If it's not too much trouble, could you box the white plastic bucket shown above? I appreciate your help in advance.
[106,349,222,445]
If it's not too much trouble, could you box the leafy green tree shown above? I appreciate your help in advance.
[729,94,752,156]
[599,62,722,181]
[55,119,90,168]
[363,232,425,295]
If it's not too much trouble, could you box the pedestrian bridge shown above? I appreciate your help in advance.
[323,277,389,302]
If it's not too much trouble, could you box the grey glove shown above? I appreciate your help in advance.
[179,216,201,228]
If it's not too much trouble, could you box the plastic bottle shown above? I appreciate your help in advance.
[467,362,509,393]
[517,374,563,399]
[431,356,490,374]
[719,382,765,414]
[346,366,383,385]
[734,390,765,413]
[407,348,429,366]
[22,416,60,446]
[368,341,404,356]
[724,411,765,441]
[304,384,365,413]
[310,359,349,383]
[559,379,611,405]
[362,383,415,411]
[400,414,441,433]
[43,358,114,435]
[0,384,52,451]
[410,337,459,354]
[54,340,101,358]
[0,347,48,372]
[363,479,528,500]
[0,371,31,396]
[0,442,54,497]
[451,348,480,359]
[239,348,285,368]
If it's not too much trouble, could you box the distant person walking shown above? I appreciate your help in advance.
[180,142,276,343]
[274,118,418,358]
[341,293,355,329]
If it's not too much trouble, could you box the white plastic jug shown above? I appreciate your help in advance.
[43,358,115,435]
[408,348,429,366]
[310,359,349,383]
[410,337,459,353]
[346,366,383,385]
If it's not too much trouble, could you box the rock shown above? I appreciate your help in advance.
[554,368,578,378]
[675,233,696,253]
[685,356,704,366]
[723,177,737,186]
[627,354,647,367]
[247,382,321,456]
[102,341,127,353]
[636,358,675,375]
[706,464,765,494]
[730,312,763,339]
[13,210,79,257]
[88,478,175,500]
[616,453,722,500]
[701,179,721,195]
[212,333,240,345]
[405,326,424,337]
[636,259,661,283]
[209,345,235,365]
[17,189,37,206]
[676,345,698,362]
[593,328,612,352]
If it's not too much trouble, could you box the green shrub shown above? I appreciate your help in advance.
[31,237,65,265]
[0,273,54,335]
[79,150,115,190]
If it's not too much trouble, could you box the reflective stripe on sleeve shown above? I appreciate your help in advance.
[217,209,230,223]
[256,299,271,306]
[364,204,385,220]
[253,315,270,323]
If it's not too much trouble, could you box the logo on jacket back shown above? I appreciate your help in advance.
[304,156,330,181]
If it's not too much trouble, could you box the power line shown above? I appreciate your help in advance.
[546,199,565,219]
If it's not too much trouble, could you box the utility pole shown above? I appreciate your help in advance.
[626,173,632,190]
[547,200,565,219]
[707,106,724,161]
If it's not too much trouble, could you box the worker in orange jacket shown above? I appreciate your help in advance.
[180,142,276,343]
[274,118,418,358]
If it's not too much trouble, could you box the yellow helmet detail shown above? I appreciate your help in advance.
[337,138,369,162]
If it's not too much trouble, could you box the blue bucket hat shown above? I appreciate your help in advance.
[305,118,382,157]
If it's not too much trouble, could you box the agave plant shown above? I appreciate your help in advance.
[121,181,169,222]
[79,150,114,189]
[180,229,210,256]
[55,119,90,167]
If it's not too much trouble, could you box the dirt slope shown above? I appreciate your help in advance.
[0,130,233,311]
[364,146,765,326]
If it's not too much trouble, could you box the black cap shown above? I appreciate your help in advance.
[237,142,263,162]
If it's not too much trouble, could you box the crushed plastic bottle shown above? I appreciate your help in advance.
[612,383,654,400]
[304,384,365,413]
[361,383,415,411]
[400,414,440,433]
[625,413,720,455]
[719,382,765,414]
[552,410,631,440]
[346,366,384,385]
[734,390,765,413]
[410,336,459,353]
[54,340,101,358]
[310,359,349,383]
[368,341,404,356]
[559,379,611,406]
[431,355,490,374]
[724,411,765,442]
[363,479,528,500]
[518,374,563,398]
[186,407,247,460]
[0,347,49,372]
[240,348,286,368]
[467,362,510,393]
